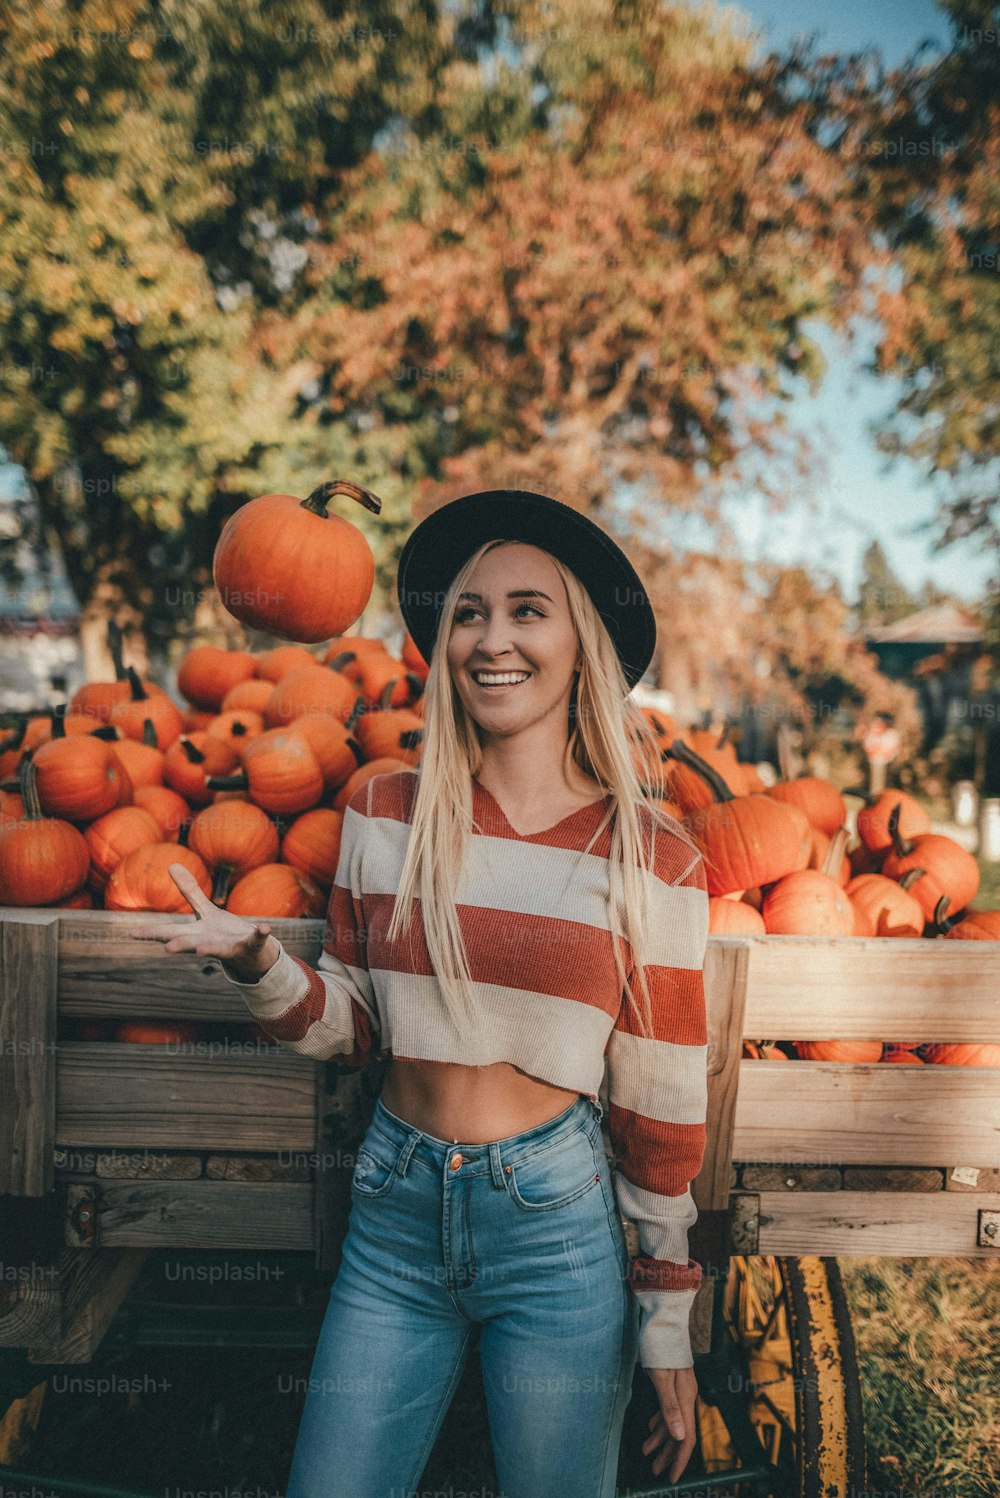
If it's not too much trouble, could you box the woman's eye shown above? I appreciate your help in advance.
[454,603,544,623]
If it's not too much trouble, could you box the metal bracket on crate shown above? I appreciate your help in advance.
[728,1192,759,1255]
[65,1184,97,1249]
[977,1208,1000,1250]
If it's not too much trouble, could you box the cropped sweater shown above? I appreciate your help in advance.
[221,768,710,1370]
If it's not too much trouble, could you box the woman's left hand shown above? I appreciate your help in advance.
[642,1364,698,1484]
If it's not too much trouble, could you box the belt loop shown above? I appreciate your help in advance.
[489,1140,507,1189]
[395,1128,420,1178]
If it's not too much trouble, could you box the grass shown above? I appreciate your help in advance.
[842,1257,1000,1498]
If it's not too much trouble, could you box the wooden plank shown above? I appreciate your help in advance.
[74,1180,313,1250]
[0,1258,62,1348]
[753,1189,1000,1257]
[842,1167,942,1192]
[51,912,325,1021]
[695,940,751,1212]
[733,1060,1000,1168]
[740,1166,842,1192]
[27,1248,149,1364]
[56,1042,317,1151]
[733,934,1000,1041]
[0,914,59,1195]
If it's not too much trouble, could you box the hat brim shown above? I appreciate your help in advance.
[396,490,657,690]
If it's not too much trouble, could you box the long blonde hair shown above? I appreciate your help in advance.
[385,539,702,1044]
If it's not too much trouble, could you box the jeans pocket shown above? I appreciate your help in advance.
[506,1129,602,1212]
[351,1134,405,1199]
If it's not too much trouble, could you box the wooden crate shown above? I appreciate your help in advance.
[2,912,999,1358]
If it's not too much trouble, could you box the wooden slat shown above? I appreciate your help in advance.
[752,1189,1000,1257]
[733,934,1000,1041]
[77,1180,313,1250]
[695,940,751,1212]
[733,1060,1000,1167]
[56,1042,317,1151]
[0,913,59,1195]
[26,1247,148,1364]
[51,912,325,1021]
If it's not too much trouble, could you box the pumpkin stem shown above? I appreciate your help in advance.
[212,863,235,904]
[405,671,425,699]
[899,866,926,892]
[206,773,249,791]
[107,619,127,680]
[716,722,732,751]
[179,738,206,765]
[328,650,357,672]
[0,715,29,753]
[230,722,248,737]
[345,697,366,732]
[663,739,735,802]
[300,479,382,518]
[125,665,149,702]
[50,706,67,739]
[399,728,423,750]
[176,820,190,848]
[141,717,158,748]
[886,801,915,858]
[90,725,120,741]
[378,680,396,710]
[932,894,957,933]
[821,826,848,879]
[345,736,364,764]
[17,750,43,821]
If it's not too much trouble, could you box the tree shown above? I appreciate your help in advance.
[856,540,917,627]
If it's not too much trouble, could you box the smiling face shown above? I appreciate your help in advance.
[446,542,582,739]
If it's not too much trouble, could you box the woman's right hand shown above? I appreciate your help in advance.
[132,863,280,980]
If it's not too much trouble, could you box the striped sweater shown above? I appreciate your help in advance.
[222,768,709,1370]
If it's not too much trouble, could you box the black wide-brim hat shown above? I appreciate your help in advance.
[396,490,657,690]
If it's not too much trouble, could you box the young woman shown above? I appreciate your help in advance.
[136,489,710,1498]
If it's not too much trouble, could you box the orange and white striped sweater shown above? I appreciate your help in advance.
[222,768,709,1369]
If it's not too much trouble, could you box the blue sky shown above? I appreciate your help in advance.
[713,0,995,605]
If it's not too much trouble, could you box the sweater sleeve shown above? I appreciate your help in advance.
[604,838,709,1370]
[219,783,381,1066]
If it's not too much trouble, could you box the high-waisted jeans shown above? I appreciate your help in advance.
[285,1090,640,1498]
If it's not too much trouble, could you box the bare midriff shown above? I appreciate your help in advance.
[380,1058,583,1144]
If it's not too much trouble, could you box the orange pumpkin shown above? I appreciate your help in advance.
[104,844,211,912]
[177,646,257,711]
[213,480,380,642]
[0,752,91,905]
[265,665,361,729]
[220,679,276,715]
[921,1044,1000,1068]
[880,1046,924,1063]
[110,668,183,750]
[133,785,190,841]
[400,629,429,679]
[115,1020,203,1045]
[353,653,423,710]
[354,707,423,765]
[163,734,241,807]
[323,636,388,675]
[856,790,930,855]
[683,791,811,898]
[203,709,265,749]
[207,729,325,814]
[85,807,163,890]
[180,707,216,733]
[225,863,326,918]
[254,645,320,683]
[793,1040,883,1062]
[287,714,363,790]
[845,874,924,939]
[766,777,847,837]
[33,732,132,821]
[110,718,164,789]
[762,870,853,936]
[937,899,1000,941]
[332,757,412,811]
[188,801,280,903]
[281,808,345,889]
[880,804,979,921]
[708,897,765,935]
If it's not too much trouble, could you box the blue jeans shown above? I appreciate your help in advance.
[286,1091,640,1498]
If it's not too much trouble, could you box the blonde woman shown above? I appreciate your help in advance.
[138,490,710,1498]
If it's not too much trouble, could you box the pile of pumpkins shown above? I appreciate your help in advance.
[1,637,997,1064]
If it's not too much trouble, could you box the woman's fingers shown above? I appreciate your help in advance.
[166,863,217,918]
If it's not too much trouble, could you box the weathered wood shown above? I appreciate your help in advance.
[56,1042,317,1151]
[696,940,751,1212]
[735,933,1000,1041]
[733,1060,1000,1168]
[0,914,59,1195]
[740,1165,843,1193]
[54,912,324,1020]
[205,1153,312,1182]
[96,1150,203,1180]
[0,1257,62,1348]
[26,1247,149,1363]
[842,1167,943,1193]
[66,1180,313,1250]
[751,1189,1000,1257]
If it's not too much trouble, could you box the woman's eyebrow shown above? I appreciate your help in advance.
[458,589,553,602]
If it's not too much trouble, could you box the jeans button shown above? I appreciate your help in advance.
[449,1152,464,1171]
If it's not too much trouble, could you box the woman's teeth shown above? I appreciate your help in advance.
[472,672,530,689]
